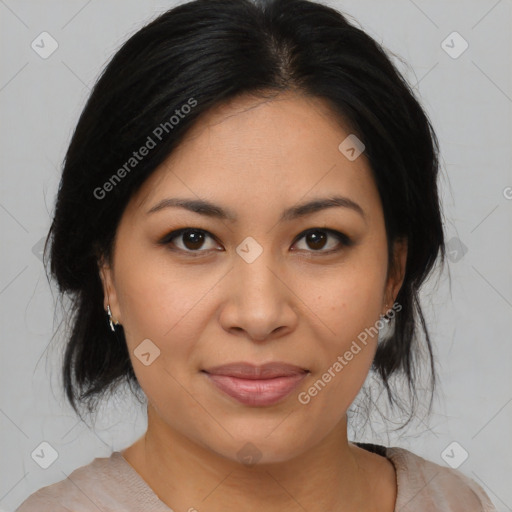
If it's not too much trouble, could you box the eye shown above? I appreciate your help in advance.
[291,228,352,254]
[159,228,221,255]
[159,227,352,256]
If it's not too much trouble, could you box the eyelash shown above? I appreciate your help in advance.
[158,227,353,257]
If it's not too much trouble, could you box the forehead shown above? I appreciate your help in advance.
[132,92,381,222]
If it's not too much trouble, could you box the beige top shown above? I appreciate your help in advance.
[16,445,497,511]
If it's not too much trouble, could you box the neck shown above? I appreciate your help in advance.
[122,405,394,512]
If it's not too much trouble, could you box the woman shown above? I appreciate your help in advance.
[16,0,497,510]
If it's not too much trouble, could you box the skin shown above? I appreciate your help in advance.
[99,91,407,512]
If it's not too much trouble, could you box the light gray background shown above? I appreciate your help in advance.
[1,0,511,510]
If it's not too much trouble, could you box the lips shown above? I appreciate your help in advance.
[202,362,308,407]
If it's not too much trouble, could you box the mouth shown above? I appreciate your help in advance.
[202,362,309,407]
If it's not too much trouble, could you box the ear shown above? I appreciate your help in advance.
[383,237,407,312]
[98,255,122,324]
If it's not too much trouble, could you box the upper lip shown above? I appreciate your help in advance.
[203,362,308,379]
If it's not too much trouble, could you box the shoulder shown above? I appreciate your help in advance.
[15,452,148,512]
[385,446,497,511]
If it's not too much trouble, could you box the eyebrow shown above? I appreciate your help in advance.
[146,195,366,223]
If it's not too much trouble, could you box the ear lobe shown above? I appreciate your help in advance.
[98,257,121,322]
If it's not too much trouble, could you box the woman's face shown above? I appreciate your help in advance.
[100,92,406,464]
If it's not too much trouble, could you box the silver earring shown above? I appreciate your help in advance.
[107,304,118,332]
[378,303,394,343]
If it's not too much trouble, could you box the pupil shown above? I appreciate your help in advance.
[184,230,204,250]
[307,231,326,250]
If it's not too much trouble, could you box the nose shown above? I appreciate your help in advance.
[218,248,299,342]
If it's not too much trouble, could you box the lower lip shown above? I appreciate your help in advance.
[204,372,307,406]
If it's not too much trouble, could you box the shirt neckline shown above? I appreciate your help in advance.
[110,444,405,511]
[111,451,175,511]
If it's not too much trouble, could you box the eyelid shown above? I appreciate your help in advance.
[158,227,222,254]
[292,227,353,250]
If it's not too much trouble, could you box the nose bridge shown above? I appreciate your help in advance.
[233,235,282,305]
[219,235,296,340]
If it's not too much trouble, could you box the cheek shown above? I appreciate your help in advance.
[115,264,209,418]
[113,244,220,392]
[300,256,387,345]
[115,241,212,339]
[296,279,382,429]
[292,254,386,411]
